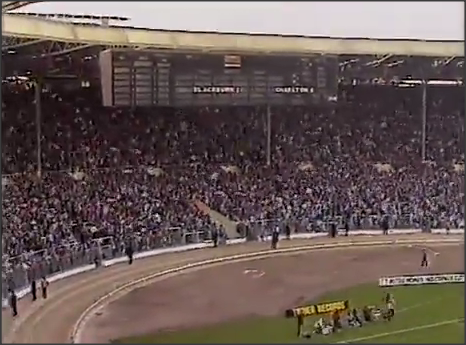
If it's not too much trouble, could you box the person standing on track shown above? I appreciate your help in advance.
[211,227,218,248]
[381,215,389,235]
[421,248,429,267]
[125,240,134,265]
[41,277,49,299]
[271,227,279,249]
[9,289,18,317]
[329,222,337,238]
[31,279,37,301]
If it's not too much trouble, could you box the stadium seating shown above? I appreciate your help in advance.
[2,83,464,262]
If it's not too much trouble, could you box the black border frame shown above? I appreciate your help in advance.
[0,2,465,345]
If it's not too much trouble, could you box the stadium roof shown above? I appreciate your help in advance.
[3,14,464,57]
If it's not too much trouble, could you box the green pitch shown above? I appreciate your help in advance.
[114,283,464,344]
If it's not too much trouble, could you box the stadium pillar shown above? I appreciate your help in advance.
[266,106,272,166]
[34,81,42,178]
[420,81,427,162]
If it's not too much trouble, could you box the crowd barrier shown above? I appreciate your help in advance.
[2,228,463,308]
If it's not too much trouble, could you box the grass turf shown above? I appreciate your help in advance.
[114,283,464,344]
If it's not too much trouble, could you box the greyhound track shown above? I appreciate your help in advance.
[1,234,463,343]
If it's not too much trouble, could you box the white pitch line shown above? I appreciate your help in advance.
[424,247,440,256]
[397,295,449,313]
[411,244,440,256]
[335,296,455,343]
[397,301,428,313]
[337,318,464,343]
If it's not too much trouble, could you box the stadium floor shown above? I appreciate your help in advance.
[2,235,463,343]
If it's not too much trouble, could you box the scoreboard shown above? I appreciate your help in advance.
[100,49,338,107]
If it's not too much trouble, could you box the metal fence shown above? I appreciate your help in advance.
[242,213,463,238]
[1,228,199,304]
[2,213,462,305]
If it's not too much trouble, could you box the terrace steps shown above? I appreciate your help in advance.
[193,200,239,239]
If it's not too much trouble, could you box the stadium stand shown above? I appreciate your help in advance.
[1,9,464,302]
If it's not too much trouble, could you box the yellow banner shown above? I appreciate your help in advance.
[285,300,349,318]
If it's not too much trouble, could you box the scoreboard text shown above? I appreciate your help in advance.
[100,50,338,107]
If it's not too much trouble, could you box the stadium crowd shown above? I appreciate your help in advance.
[2,82,464,275]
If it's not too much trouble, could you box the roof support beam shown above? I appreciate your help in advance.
[2,14,464,57]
